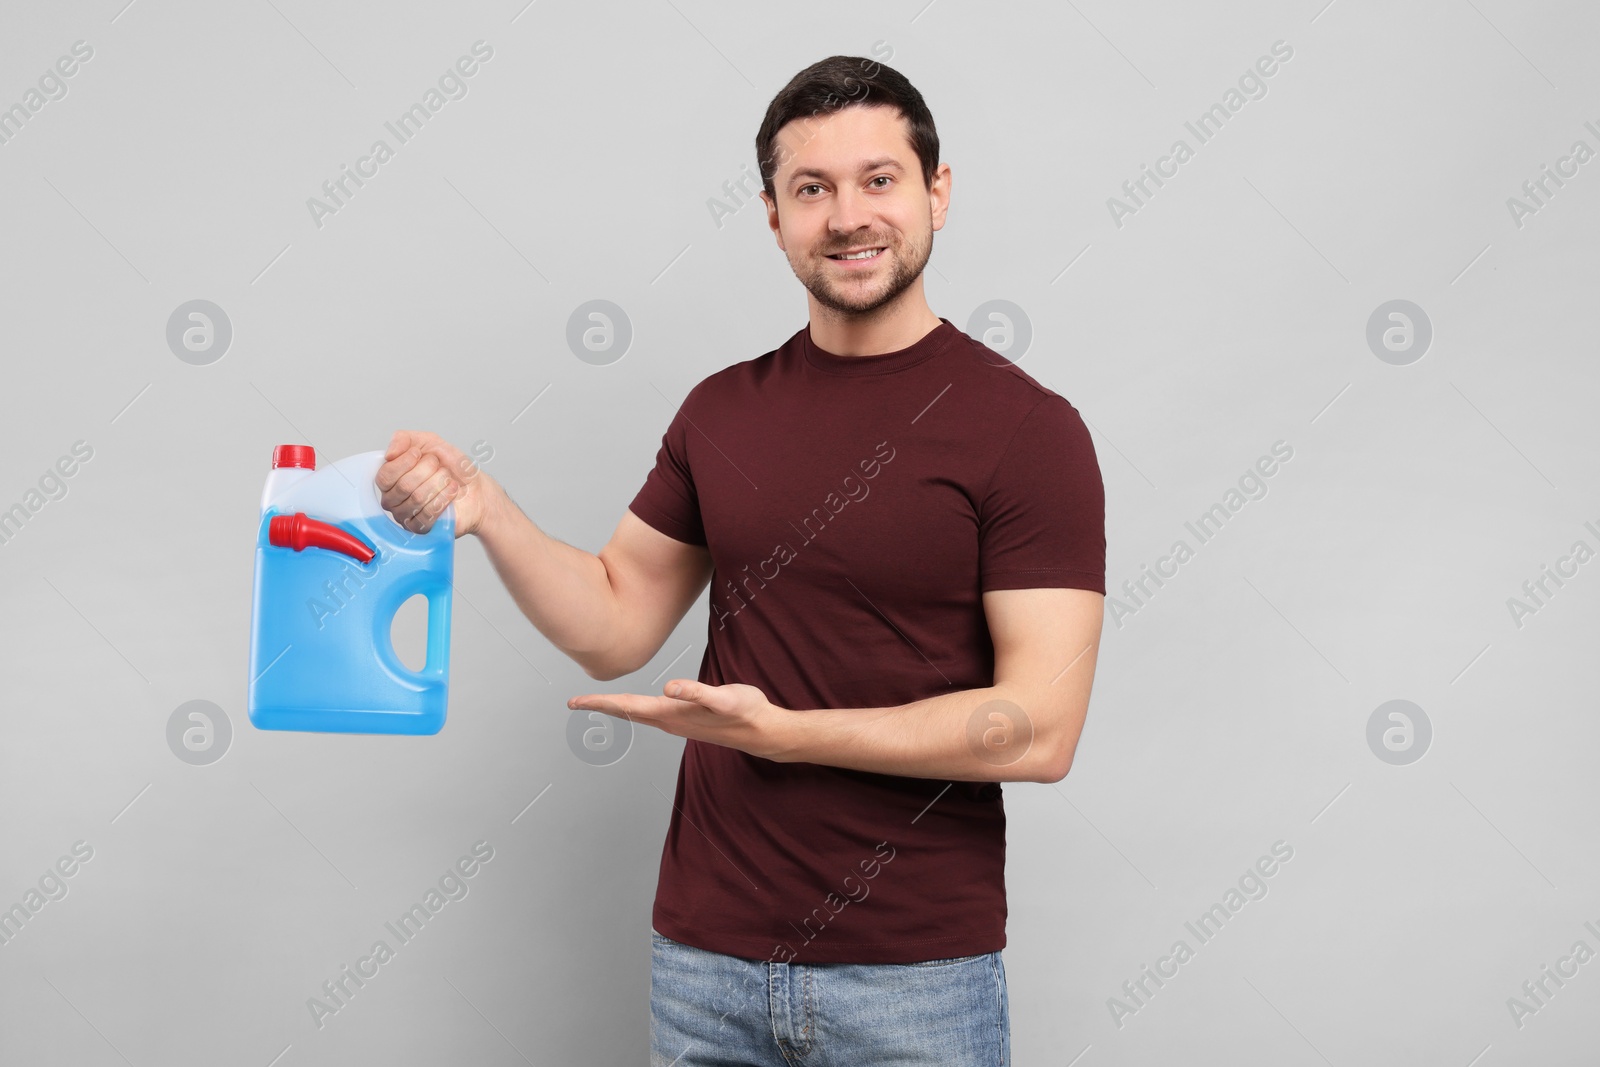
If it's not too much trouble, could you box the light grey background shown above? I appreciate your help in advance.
[1,0,1596,1063]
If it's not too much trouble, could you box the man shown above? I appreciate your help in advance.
[378,54,1105,1067]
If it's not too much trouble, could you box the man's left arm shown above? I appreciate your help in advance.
[769,586,1104,783]
[566,587,1104,783]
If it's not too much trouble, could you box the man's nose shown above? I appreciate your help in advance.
[829,184,877,239]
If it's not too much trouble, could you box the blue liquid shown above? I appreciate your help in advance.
[248,507,454,735]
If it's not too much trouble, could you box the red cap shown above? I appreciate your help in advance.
[272,445,316,470]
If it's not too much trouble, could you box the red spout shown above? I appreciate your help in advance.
[269,512,375,563]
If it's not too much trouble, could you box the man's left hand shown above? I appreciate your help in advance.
[567,680,792,761]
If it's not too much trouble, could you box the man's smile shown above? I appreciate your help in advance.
[827,246,887,266]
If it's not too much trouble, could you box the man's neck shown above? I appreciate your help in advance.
[806,294,943,357]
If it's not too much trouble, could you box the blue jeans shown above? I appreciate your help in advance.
[650,928,1010,1066]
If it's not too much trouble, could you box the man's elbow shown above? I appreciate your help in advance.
[570,623,641,681]
[581,659,632,683]
[1032,752,1073,784]
[1029,736,1077,783]
[577,647,637,683]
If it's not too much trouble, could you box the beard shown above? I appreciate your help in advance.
[791,220,933,317]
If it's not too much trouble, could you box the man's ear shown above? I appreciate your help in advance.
[761,191,785,251]
[929,162,952,232]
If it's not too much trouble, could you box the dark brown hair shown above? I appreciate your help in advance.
[754,55,940,202]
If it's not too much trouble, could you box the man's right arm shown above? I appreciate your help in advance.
[478,493,713,680]
[377,430,712,682]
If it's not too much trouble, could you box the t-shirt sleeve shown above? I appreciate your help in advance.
[627,399,708,547]
[977,394,1106,594]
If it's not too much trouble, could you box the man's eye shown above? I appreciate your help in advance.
[870,176,891,188]
[800,184,822,196]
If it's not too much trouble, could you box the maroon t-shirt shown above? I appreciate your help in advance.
[628,316,1105,964]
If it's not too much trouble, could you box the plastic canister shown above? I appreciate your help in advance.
[248,445,454,734]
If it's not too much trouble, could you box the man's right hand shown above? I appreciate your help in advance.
[377,430,496,537]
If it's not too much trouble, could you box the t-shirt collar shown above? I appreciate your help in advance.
[802,317,958,377]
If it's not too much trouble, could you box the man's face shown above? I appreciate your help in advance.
[761,104,949,317]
